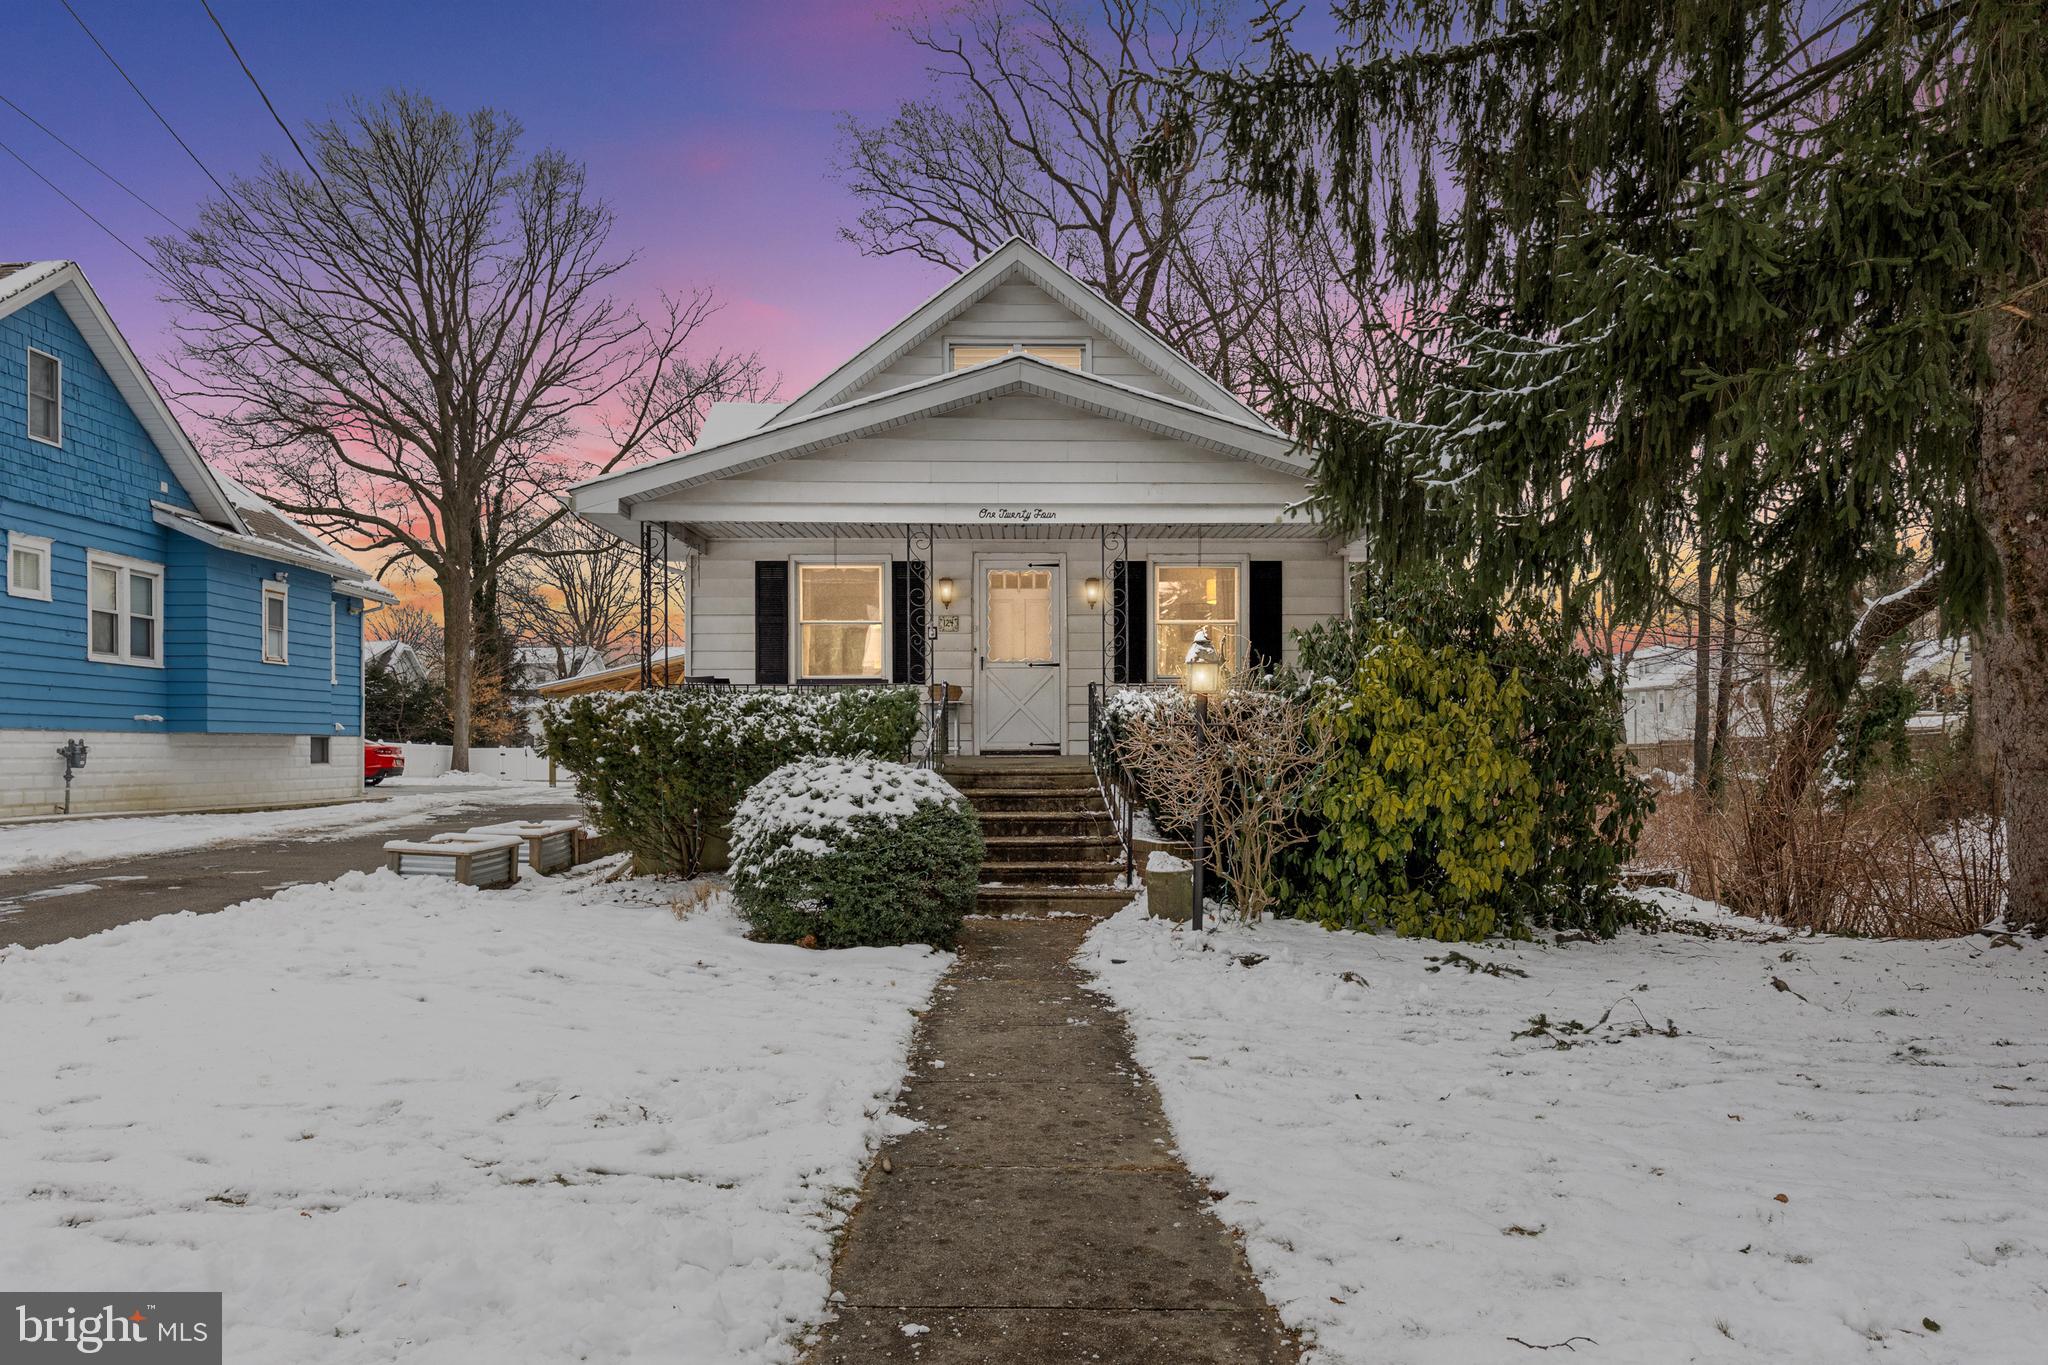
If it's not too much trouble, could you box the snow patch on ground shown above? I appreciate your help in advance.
[0,783,576,876]
[0,869,948,1362]
[1082,901,2048,1364]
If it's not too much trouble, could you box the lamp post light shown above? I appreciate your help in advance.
[1183,631,1223,932]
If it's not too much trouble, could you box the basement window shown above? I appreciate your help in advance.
[948,342,1086,371]
[310,736,331,764]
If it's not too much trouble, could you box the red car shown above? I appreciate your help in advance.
[364,742,406,787]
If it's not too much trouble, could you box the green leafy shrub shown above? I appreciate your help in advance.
[729,757,983,947]
[540,686,922,874]
[1290,622,1540,940]
[1291,577,1651,936]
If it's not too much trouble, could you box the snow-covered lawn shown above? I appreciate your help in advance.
[1083,894,2048,1364]
[0,867,947,1363]
[0,782,574,876]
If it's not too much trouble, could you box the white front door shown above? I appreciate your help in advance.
[977,558,1063,752]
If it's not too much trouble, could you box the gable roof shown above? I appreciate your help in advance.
[0,260,243,529]
[572,351,1306,517]
[769,237,1278,432]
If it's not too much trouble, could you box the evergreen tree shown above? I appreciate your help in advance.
[1160,0,2047,923]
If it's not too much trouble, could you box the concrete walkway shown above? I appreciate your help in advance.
[807,913,1297,1363]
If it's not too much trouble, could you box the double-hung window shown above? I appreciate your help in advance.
[7,533,52,601]
[796,562,885,680]
[27,348,61,445]
[1153,564,1239,680]
[87,552,162,666]
[262,582,289,664]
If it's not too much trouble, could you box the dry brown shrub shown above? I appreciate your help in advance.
[1633,764,2004,938]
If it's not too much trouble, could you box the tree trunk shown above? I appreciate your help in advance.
[442,557,475,773]
[1976,206,2048,930]
[1737,575,1945,920]
[1693,547,1714,791]
[1709,566,1738,791]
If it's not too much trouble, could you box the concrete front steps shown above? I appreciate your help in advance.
[943,758,1135,917]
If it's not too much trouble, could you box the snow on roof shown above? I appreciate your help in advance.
[0,260,71,307]
[1620,644,1697,692]
[692,402,788,452]
[152,473,396,602]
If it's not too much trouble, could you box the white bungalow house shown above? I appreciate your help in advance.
[570,240,1351,756]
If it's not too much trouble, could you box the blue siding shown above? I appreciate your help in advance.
[0,294,193,525]
[2,285,364,738]
[163,544,362,736]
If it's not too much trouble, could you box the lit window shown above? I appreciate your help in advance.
[1154,564,1239,680]
[27,348,61,445]
[262,582,289,664]
[986,569,1055,662]
[797,563,885,679]
[949,342,1085,371]
[86,552,162,666]
[7,533,52,601]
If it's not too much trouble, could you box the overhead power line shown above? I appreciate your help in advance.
[198,0,329,189]
[59,0,246,213]
[0,132,158,270]
[0,91,182,230]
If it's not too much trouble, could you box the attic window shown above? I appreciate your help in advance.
[27,348,61,445]
[949,343,1085,371]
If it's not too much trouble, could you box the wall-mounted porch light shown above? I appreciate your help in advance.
[935,576,956,607]
[1082,576,1103,608]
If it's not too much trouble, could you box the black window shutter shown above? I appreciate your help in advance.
[755,562,789,684]
[1248,560,1284,671]
[891,562,910,683]
[1112,559,1148,683]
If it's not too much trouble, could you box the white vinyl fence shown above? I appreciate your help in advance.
[396,744,559,783]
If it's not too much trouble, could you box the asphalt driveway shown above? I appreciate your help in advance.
[0,786,584,949]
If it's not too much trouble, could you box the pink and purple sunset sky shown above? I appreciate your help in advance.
[5,0,955,408]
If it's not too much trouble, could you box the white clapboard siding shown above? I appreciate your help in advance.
[668,398,1308,524]
[845,281,1181,404]
[685,535,1346,754]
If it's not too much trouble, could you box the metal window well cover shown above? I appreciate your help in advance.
[468,820,584,870]
[384,833,522,884]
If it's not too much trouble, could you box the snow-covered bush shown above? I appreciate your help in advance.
[729,757,982,948]
[540,687,922,875]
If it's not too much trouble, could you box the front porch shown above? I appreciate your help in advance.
[624,521,1351,758]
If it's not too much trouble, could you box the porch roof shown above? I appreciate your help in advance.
[654,519,1335,543]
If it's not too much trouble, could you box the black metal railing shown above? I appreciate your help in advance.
[1088,680,1177,885]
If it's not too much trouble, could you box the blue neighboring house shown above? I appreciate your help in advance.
[1,260,397,817]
